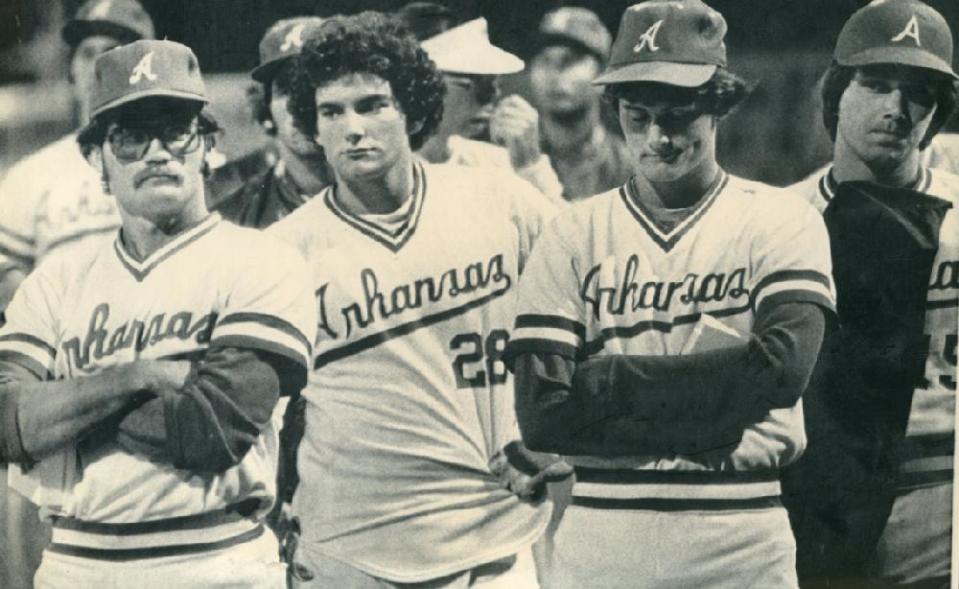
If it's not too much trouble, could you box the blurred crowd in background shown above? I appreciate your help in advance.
[1,0,957,187]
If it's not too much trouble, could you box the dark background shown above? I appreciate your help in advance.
[1,0,958,184]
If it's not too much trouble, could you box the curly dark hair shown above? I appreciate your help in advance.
[602,68,752,119]
[288,11,445,151]
[820,61,958,150]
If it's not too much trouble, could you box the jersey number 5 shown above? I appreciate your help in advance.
[450,329,509,389]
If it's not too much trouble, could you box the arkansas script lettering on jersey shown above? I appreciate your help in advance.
[0,215,316,523]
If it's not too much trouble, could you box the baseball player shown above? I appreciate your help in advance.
[505,2,835,588]
[529,7,633,202]
[0,40,315,588]
[268,12,567,587]
[0,0,154,314]
[785,1,958,587]
[211,16,333,227]
[402,9,565,203]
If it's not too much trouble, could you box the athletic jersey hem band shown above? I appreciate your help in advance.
[48,522,264,561]
[303,521,545,584]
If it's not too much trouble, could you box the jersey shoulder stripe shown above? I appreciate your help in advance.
[0,333,56,378]
[751,268,835,313]
[213,311,313,368]
[508,314,586,360]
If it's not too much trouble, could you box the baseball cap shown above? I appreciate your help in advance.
[835,0,957,80]
[537,7,612,61]
[395,2,456,41]
[421,18,524,75]
[593,0,727,87]
[87,40,208,120]
[251,17,326,83]
[62,0,155,46]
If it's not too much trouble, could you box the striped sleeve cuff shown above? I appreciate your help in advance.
[751,270,835,314]
[505,314,585,363]
[0,334,56,379]
[0,225,34,265]
[211,312,312,369]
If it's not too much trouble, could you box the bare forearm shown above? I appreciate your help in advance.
[10,360,188,462]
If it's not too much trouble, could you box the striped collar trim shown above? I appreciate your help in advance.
[323,161,426,253]
[620,171,729,253]
[820,166,932,203]
[114,214,220,282]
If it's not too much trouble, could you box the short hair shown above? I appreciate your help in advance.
[602,68,751,119]
[820,61,958,150]
[288,11,445,151]
[252,61,299,134]
[77,99,220,174]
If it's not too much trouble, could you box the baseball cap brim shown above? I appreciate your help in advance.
[91,89,208,120]
[62,20,143,46]
[839,47,959,80]
[593,61,717,87]
[251,56,293,83]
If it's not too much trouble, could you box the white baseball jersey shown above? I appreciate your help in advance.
[791,167,957,497]
[0,135,118,273]
[269,161,556,582]
[510,172,835,478]
[0,214,315,524]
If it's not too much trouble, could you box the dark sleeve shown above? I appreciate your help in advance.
[115,346,304,473]
[515,302,826,457]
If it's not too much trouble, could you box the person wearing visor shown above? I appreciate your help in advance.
[785,1,959,587]
[411,15,564,203]
[211,16,333,227]
[0,40,315,588]
[505,1,834,587]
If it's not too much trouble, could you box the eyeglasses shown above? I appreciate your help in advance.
[445,74,500,106]
[106,122,203,162]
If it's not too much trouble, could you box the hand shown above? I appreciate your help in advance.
[489,440,574,502]
[489,95,543,171]
[134,359,192,392]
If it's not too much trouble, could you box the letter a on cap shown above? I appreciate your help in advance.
[280,23,305,52]
[129,51,158,84]
[891,14,921,46]
[634,19,664,53]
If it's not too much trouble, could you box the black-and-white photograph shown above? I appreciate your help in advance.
[0,1,956,587]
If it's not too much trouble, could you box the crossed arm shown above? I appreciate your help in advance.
[0,347,300,473]
[512,302,828,457]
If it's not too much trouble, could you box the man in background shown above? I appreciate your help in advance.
[785,1,958,586]
[398,4,564,202]
[211,16,333,227]
[528,7,633,201]
[0,0,154,314]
